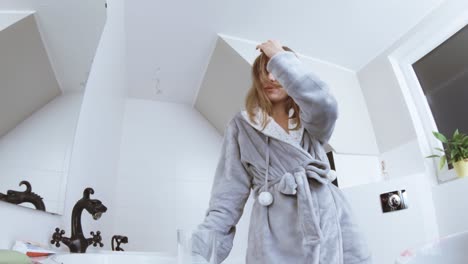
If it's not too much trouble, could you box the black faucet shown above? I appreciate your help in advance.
[0,181,46,211]
[51,188,108,253]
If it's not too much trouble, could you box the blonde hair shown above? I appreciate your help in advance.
[245,46,301,131]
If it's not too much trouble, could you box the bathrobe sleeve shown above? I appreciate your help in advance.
[192,119,252,263]
[267,51,338,144]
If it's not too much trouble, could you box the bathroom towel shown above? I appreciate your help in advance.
[0,250,31,264]
[192,51,372,264]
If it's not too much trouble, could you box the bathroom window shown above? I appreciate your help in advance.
[412,24,468,140]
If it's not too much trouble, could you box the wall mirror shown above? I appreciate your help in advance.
[0,1,107,215]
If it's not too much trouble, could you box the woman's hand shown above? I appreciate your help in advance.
[256,40,285,58]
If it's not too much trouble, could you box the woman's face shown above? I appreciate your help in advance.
[262,71,288,104]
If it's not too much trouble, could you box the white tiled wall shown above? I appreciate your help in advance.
[0,0,126,249]
[380,139,426,180]
[0,93,83,214]
[113,99,255,262]
[334,153,382,188]
[432,177,468,237]
[342,173,439,264]
[113,99,222,255]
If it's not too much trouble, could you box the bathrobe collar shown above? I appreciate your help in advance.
[240,107,304,148]
[240,107,338,197]
[240,107,335,155]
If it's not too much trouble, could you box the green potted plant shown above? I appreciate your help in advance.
[426,129,468,178]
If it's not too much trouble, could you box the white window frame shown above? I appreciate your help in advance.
[388,8,468,184]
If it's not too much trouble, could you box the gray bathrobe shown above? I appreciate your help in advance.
[192,51,372,264]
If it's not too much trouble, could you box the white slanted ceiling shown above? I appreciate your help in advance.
[0,11,31,31]
[0,0,107,93]
[0,14,60,138]
[194,37,252,135]
[126,0,445,104]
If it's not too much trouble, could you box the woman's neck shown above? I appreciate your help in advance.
[271,101,288,120]
[271,101,290,134]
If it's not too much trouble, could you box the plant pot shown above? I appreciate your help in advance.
[453,159,468,178]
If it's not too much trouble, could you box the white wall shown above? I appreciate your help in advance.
[0,11,32,31]
[357,0,468,182]
[357,1,468,246]
[0,0,107,93]
[432,177,468,237]
[300,57,379,156]
[334,153,381,188]
[0,0,126,250]
[358,52,430,183]
[358,52,418,155]
[0,201,61,249]
[0,93,83,214]
[113,99,253,262]
[0,14,61,139]
[342,173,439,264]
[357,11,429,183]
[380,139,426,179]
[194,37,252,136]
[62,0,126,251]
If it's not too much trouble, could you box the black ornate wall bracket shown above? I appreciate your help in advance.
[111,235,128,251]
[0,180,46,211]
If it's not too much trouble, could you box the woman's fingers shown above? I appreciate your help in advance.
[256,40,284,58]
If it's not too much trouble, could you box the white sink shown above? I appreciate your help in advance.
[47,251,177,264]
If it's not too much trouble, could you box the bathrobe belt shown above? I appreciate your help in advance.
[262,157,333,246]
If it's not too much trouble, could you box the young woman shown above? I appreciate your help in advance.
[192,40,372,264]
